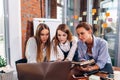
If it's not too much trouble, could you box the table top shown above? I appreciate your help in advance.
[113,66,120,71]
[69,66,120,80]
[69,72,107,80]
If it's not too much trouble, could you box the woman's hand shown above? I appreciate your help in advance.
[79,64,99,72]
[56,58,62,61]
[64,59,69,61]
[79,65,93,72]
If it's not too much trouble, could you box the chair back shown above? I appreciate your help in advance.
[16,61,71,80]
[15,58,27,64]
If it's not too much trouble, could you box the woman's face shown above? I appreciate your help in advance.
[57,30,68,44]
[40,29,49,44]
[76,27,91,42]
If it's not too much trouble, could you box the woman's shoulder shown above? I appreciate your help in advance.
[27,37,36,44]
[72,36,78,41]
[71,36,78,43]
[28,37,36,41]
[94,36,108,45]
[25,37,37,52]
[95,36,107,42]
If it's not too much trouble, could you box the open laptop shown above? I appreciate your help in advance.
[16,61,71,80]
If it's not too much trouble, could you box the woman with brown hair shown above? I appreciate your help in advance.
[50,24,78,61]
[76,22,113,74]
[25,23,51,63]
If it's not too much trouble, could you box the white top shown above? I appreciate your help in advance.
[25,37,46,63]
[50,37,77,61]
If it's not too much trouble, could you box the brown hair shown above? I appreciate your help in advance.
[35,23,51,62]
[52,24,73,54]
[76,22,93,31]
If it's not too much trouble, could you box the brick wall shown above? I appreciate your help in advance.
[50,0,57,18]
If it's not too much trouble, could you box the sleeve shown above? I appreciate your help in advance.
[77,41,86,61]
[56,45,64,60]
[50,42,64,61]
[66,40,77,61]
[25,37,37,63]
[96,40,110,69]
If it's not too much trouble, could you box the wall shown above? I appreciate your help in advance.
[50,0,57,18]
[8,0,22,68]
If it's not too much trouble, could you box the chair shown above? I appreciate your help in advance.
[15,58,27,64]
[16,61,71,80]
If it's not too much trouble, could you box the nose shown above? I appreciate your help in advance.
[44,35,48,39]
[59,36,63,39]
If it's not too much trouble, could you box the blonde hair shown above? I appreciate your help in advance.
[35,23,51,62]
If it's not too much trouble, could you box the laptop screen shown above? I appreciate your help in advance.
[16,61,71,80]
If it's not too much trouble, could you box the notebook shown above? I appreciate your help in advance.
[16,61,71,80]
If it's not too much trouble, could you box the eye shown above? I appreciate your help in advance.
[63,34,67,37]
[46,33,49,36]
[80,32,84,35]
[40,33,44,36]
[77,32,84,36]
[57,34,61,36]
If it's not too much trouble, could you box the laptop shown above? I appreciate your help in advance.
[16,61,71,80]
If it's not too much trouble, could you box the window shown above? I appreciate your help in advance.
[0,0,10,64]
[0,0,5,58]
[97,0,118,65]
[57,0,63,20]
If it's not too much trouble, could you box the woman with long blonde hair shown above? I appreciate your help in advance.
[25,23,51,63]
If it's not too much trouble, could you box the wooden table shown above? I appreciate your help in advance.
[69,72,107,80]
[113,66,120,71]
[69,66,120,80]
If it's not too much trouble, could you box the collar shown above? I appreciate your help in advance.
[59,40,69,46]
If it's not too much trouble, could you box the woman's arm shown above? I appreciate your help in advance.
[66,40,77,61]
[77,41,87,61]
[50,41,64,61]
[56,45,65,61]
[25,37,37,63]
[96,40,110,69]
[79,64,100,72]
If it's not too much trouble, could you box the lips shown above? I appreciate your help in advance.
[80,39,84,42]
[42,39,47,42]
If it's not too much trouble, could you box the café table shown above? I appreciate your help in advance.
[69,66,120,80]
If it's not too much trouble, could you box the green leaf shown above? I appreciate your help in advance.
[0,56,7,67]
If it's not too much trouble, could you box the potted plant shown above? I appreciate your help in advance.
[0,56,7,67]
[0,56,14,80]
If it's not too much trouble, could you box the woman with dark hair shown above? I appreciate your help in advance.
[25,23,51,63]
[50,24,78,61]
[76,22,113,74]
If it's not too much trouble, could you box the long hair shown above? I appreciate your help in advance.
[34,23,51,62]
[52,24,73,54]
